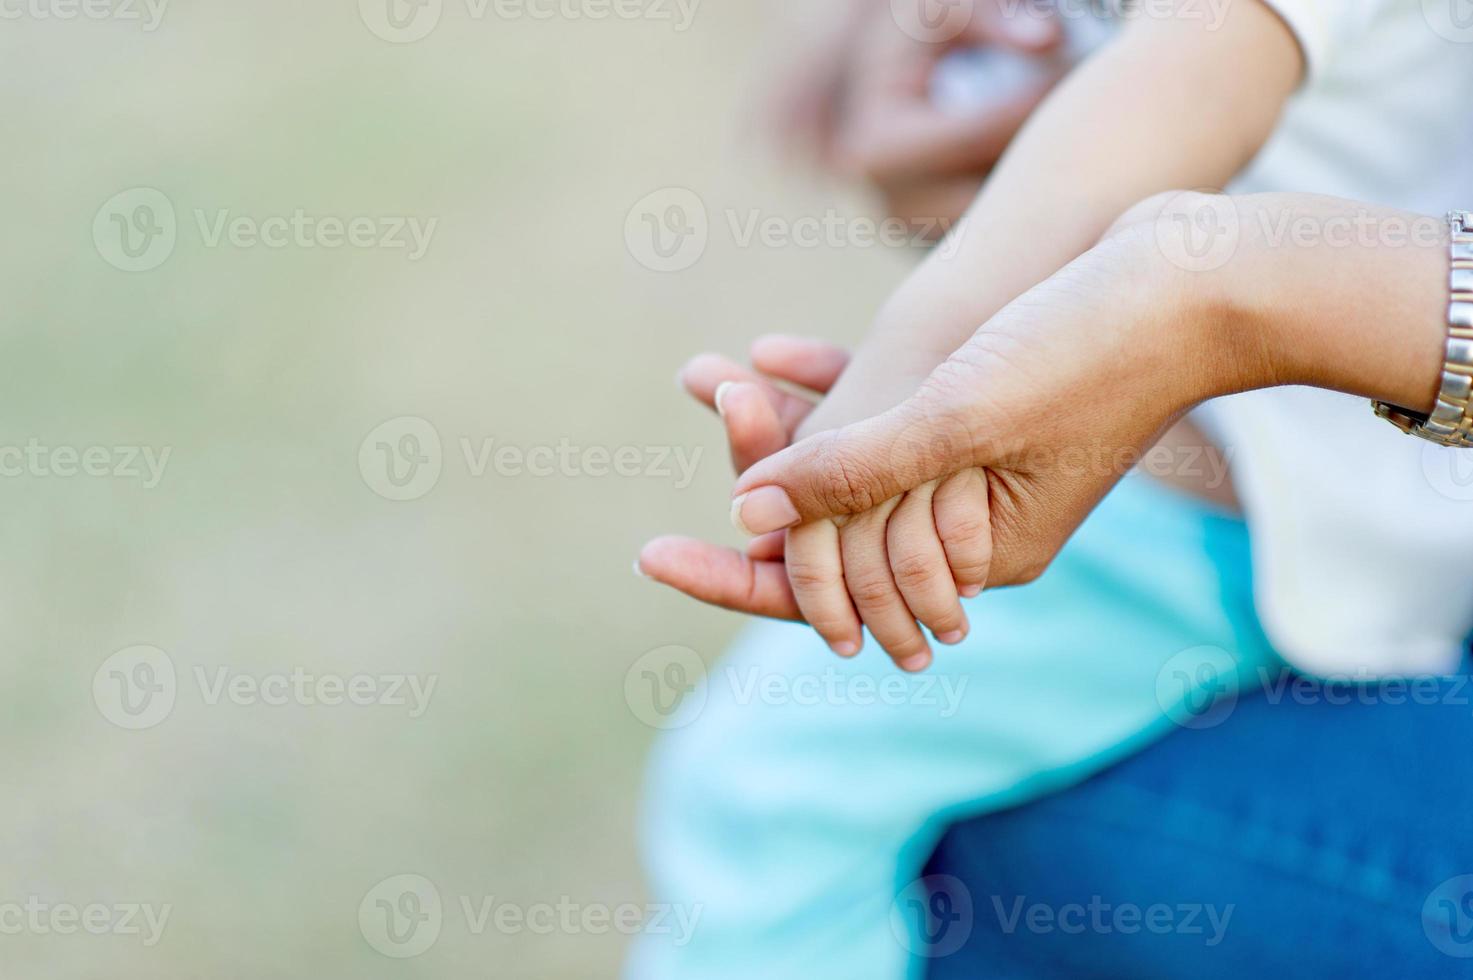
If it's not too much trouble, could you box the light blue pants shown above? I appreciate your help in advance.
[629,475,1280,980]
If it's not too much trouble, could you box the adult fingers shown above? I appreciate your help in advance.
[749,334,852,396]
[636,536,801,621]
[716,381,790,474]
[731,388,982,535]
[746,531,786,562]
[678,352,815,427]
[885,484,969,645]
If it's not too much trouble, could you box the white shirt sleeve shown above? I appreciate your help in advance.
[1254,0,1391,79]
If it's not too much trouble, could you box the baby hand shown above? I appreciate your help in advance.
[749,470,992,672]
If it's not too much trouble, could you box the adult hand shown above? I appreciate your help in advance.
[637,336,853,620]
[727,193,1452,588]
[769,0,1066,229]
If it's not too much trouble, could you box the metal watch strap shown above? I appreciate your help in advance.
[1373,210,1473,447]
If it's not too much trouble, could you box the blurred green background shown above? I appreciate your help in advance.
[0,0,924,975]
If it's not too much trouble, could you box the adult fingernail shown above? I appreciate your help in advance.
[714,381,735,418]
[898,651,932,673]
[960,585,982,598]
[936,630,965,646]
[831,640,860,657]
[731,486,800,536]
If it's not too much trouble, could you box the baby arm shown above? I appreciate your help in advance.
[767,0,1305,669]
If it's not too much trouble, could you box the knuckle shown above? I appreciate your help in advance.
[883,635,930,662]
[785,558,841,594]
[949,555,992,586]
[846,574,899,608]
[936,509,988,544]
[816,441,880,515]
[921,606,964,634]
[890,550,942,592]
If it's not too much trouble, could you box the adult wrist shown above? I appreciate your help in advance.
[1186,196,1447,413]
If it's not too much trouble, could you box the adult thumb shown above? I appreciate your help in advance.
[728,391,981,535]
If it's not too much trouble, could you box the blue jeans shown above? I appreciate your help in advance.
[923,660,1473,978]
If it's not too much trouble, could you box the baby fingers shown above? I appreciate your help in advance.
[886,484,970,647]
[786,520,864,658]
[839,504,934,672]
[933,468,992,598]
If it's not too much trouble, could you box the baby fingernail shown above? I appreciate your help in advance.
[937,630,965,646]
[960,585,982,598]
[632,558,654,581]
[898,652,932,673]
[731,486,800,536]
[831,640,860,657]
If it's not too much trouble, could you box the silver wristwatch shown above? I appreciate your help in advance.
[1373,210,1473,446]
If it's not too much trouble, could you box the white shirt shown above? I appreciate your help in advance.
[1198,0,1473,676]
[940,2,1473,676]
